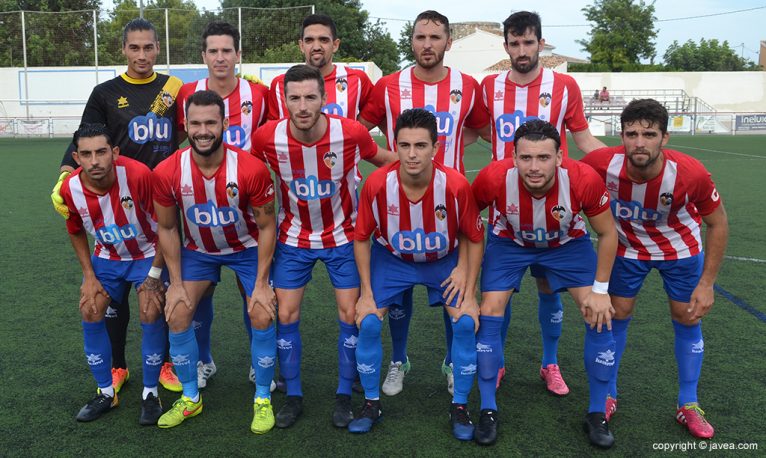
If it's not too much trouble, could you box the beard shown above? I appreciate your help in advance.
[190,133,224,157]
[511,53,539,74]
[415,49,445,69]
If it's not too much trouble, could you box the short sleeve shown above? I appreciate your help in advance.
[455,178,484,242]
[245,158,275,208]
[151,160,177,208]
[359,78,387,127]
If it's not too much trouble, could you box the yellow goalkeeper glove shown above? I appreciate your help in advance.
[51,171,71,219]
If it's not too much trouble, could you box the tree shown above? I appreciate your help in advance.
[578,0,657,70]
[397,21,414,68]
[663,39,759,71]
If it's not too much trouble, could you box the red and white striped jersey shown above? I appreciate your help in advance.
[62,156,157,261]
[252,115,378,249]
[268,65,373,120]
[472,157,610,248]
[152,145,274,255]
[581,147,722,260]
[355,161,484,262]
[481,68,589,162]
[176,78,269,151]
[360,66,489,174]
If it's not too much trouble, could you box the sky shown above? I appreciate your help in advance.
[125,0,764,63]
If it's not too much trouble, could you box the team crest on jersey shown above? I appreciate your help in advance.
[323,151,337,168]
[336,77,348,92]
[450,89,462,104]
[387,204,399,216]
[434,204,447,221]
[120,196,134,210]
[550,205,567,221]
[599,191,609,207]
[476,215,484,230]
[660,192,673,206]
[181,184,194,196]
[400,88,412,100]
[494,90,504,101]
[506,203,519,215]
[241,100,253,115]
[117,96,129,109]
[226,182,239,198]
[539,92,552,107]
[161,91,174,108]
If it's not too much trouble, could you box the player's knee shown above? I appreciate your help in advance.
[670,308,699,326]
[359,314,382,337]
[81,309,103,323]
[452,314,475,337]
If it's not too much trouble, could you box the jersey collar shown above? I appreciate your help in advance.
[120,72,158,85]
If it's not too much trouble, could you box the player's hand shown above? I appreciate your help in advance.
[354,294,380,328]
[582,291,614,332]
[453,293,480,333]
[165,283,191,323]
[51,171,71,219]
[79,276,109,316]
[249,281,277,322]
[687,283,715,321]
[441,264,468,308]
[138,276,165,317]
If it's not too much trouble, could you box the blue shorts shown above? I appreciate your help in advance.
[609,254,704,303]
[480,234,596,293]
[371,242,460,309]
[271,242,360,290]
[181,247,259,296]
[91,256,164,300]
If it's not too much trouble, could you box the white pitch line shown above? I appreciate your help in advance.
[585,237,765,264]
[666,144,766,159]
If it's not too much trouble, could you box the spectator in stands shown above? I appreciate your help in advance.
[599,86,610,103]
[593,89,600,102]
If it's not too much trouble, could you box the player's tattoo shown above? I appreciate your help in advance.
[254,208,261,217]
[142,277,163,291]
[264,203,275,215]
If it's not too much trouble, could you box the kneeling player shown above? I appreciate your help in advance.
[60,124,167,425]
[152,90,277,431]
[351,109,484,440]
[471,119,618,448]
[581,99,728,439]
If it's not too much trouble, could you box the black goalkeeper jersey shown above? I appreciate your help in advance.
[61,72,183,170]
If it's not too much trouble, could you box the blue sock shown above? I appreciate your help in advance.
[140,319,166,388]
[193,295,213,364]
[609,317,632,398]
[673,320,704,405]
[82,320,112,390]
[251,325,276,399]
[169,327,199,400]
[442,307,453,366]
[476,315,503,410]
[583,323,615,413]
[241,292,253,342]
[388,288,413,363]
[538,293,563,367]
[337,320,358,396]
[451,315,476,405]
[277,321,302,397]
[356,314,383,399]
[499,298,512,367]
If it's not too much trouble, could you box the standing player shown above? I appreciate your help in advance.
[152,90,277,431]
[478,11,607,395]
[60,124,167,425]
[581,99,728,439]
[175,21,270,390]
[358,10,489,396]
[351,109,484,440]
[268,14,373,121]
[51,18,184,394]
[471,119,618,447]
[251,65,394,431]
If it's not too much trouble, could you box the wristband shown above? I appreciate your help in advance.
[148,267,162,279]
[592,280,609,295]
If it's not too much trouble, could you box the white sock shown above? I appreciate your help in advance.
[188,393,200,403]
[99,386,115,398]
[142,386,158,400]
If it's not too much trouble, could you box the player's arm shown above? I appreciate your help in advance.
[463,124,492,146]
[357,116,377,131]
[69,229,108,316]
[249,201,278,321]
[154,201,190,322]
[367,144,396,167]
[571,128,607,154]
[581,209,618,332]
[353,237,381,327]
[688,204,729,320]
[138,243,166,318]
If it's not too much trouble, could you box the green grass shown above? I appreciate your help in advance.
[1,135,764,456]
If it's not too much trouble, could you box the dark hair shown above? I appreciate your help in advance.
[73,123,113,150]
[620,99,669,135]
[122,18,158,46]
[283,64,325,96]
[414,10,450,37]
[395,108,438,144]
[185,90,225,120]
[503,11,542,42]
[202,21,240,52]
[513,119,561,151]
[301,14,337,40]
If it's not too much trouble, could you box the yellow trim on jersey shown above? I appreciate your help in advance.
[150,75,184,117]
[121,72,158,85]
